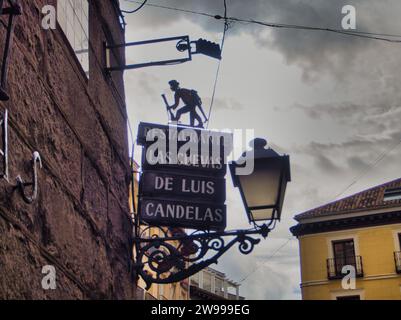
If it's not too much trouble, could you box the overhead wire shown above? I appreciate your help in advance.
[121,1,401,199]
[124,0,401,43]
[206,0,228,128]
[123,0,215,19]
[117,1,401,282]
[123,0,401,127]
[121,0,148,14]
[238,237,295,283]
[225,17,401,43]
[332,137,401,201]
[123,1,401,128]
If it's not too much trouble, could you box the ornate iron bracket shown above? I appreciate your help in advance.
[105,35,221,72]
[134,222,271,290]
[0,0,22,101]
[105,35,192,72]
[16,151,42,204]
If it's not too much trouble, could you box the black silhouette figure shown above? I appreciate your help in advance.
[163,80,208,128]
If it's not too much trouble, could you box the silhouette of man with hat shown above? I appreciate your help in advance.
[166,80,207,128]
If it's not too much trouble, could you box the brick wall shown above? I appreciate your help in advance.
[0,0,135,299]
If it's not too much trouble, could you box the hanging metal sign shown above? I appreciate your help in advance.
[140,171,226,203]
[137,122,232,231]
[139,197,226,231]
[140,146,226,176]
[137,122,231,149]
[137,122,232,177]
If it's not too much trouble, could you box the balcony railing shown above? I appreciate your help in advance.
[326,256,364,280]
[394,251,401,274]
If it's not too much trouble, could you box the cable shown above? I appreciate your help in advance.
[125,0,401,43]
[238,237,295,283]
[121,0,148,14]
[125,0,215,19]
[332,137,401,201]
[206,0,228,129]
[226,17,401,43]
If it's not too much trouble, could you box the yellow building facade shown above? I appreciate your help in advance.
[291,178,401,300]
[129,161,190,300]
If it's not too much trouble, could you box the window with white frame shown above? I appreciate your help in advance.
[384,187,401,202]
[57,0,89,77]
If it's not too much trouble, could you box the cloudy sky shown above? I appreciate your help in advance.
[121,0,401,299]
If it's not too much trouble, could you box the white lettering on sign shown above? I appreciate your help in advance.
[204,209,213,221]
[216,209,223,222]
[155,176,174,191]
[145,202,155,216]
[144,202,223,223]
[186,206,194,220]
[140,123,256,176]
[181,179,215,195]
[148,173,220,197]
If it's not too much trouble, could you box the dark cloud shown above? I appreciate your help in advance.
[125,71,163,107]
[217,240,301,299]
[292,102,401,121]
[133,71,161,98]
[123,0,401,79]
[347,156,369,171]
[297,133,401,162]
[289,100,401,142]
[291,131,401,203]
[315,154,342,174]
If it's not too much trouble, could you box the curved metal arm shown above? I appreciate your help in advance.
[134,224,270,290]
[16,151,42,204]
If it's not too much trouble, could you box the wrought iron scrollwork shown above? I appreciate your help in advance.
[134,223,270,290]
[238,234,261,255]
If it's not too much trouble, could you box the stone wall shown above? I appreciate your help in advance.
[0,0,135,299]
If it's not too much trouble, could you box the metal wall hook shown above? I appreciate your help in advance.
[0,108,8,181]
[16,151,42,204]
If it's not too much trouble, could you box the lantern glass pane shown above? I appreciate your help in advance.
[251,208,274,221]
[276,172,288,219]
[238,160,281,208]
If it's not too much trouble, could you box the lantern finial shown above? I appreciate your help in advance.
[251,138,268,150]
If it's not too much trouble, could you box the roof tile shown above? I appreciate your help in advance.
[295,177,401,221]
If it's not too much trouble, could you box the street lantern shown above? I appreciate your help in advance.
[230,138,291,224]
[133,125,291,289]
